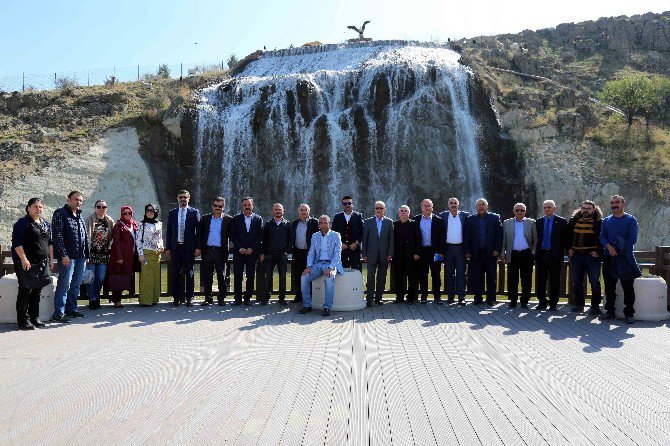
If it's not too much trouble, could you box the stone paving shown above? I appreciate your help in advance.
[1,300,669,445]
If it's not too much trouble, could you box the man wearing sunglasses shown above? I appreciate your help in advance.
[501,203,537,309]
[331,196,364,271]
[199,197,232,306]
[535,200,568,311]
[165,190,201,307]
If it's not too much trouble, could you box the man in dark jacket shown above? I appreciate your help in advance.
[567,200,603,315]
[260,203,294,305]
[331,195,364,271]
[52,190,89,322]
[291,204,319,303]
[230,197,264,305]
[393,205,421,304]
[535,199,568,311]
[413,198,446,304]
[199,197,232,306]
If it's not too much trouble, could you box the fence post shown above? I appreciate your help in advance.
[54,73,57,87]
[497,260,506,296]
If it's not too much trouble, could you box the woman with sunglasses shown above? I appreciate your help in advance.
[136,204,163,306]
[84,200,115,310]
[11,197,54,330]
[107,206,139,308]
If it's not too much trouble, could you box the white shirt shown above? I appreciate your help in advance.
[344,212,352,223]
[513,219,530,251]
[446,213,462,244]
[244,214,252,232]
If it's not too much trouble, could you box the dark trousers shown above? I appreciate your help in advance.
[603,256,636,317]
[291,249,309,301]
[417,246,441,300]
[393,256,417,302]
[507,249,534,304]
[444,244,466,300]
[201,247,228,302]
[571,253,602,309]
[366,257,389,303]
[15,267,42,324]
[171,244,195,303]
[469,249,497,303]
[233,253,258,303]
[341,247,361,271]
[265,253,288,302]
[536,249,562,307]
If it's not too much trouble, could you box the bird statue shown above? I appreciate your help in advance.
[347,20,371,40]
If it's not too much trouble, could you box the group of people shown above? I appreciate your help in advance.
[10,189,641,329]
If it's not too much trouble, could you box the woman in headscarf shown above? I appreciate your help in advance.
[136,203,164,306]
[11,197,54,330]
[107,206,138,308]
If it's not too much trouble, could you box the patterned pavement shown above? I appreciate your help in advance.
[1,300,669,446]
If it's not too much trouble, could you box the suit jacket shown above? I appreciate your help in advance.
[262,218,294,255]
[393,219,421,260]
[502,217,537,258]
[464,212,503,258]
[199,213,232,253]
[165,206,201,253]
[361,216,394,263]
[437,210,469,244]
[331,211,364,245]
[412,214,446,255]
[230,212,264,256]
[536,215,568,260]
[291,217,320,252]
[306,230,344,274]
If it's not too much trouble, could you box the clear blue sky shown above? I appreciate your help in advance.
[1,0,668,78]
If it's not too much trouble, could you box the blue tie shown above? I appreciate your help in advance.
[542,218,551,250]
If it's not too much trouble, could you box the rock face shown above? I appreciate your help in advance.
[187,42,523,216]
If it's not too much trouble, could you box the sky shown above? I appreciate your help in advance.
[0,0,668,81]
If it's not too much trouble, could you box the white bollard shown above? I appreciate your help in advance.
[310,268,365,311]
[614,275,670,321]
[0,274,56,323]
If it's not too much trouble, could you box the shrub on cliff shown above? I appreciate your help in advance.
[600,74,670,126]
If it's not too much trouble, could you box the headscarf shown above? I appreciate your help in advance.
[118,205,138,230]
[141,203,160,224]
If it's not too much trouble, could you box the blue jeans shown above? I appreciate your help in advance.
[571,253,602,308]
[301,261,336,309]
[86,263,107,301]
[54,257,87,317]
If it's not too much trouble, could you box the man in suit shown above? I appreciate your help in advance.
[464,198,503,306]
[535,199,568,311]
[300,215,344,317]
[331,195,364,271]
[413,199,446,304]
[199,196,232,306]
[291,204,319,303]
[392,205,421,304]
[230,197,264,306]
[438,197,469,305]
[501,203,537,309]
[259,203,294,305]
[362,201,394,306]
[165,189,201,307]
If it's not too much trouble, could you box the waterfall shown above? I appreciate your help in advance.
[194,42,485,218]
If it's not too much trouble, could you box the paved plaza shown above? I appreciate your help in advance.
[1,300,669,445]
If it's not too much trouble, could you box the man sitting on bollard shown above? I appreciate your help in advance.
[299,215,344,317]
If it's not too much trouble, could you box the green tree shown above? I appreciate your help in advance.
[227,54,239,69]
[600,74,670,126]
[157,64,171,78]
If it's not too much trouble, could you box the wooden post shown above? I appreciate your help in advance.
[497,260,506,296]
[656,246,670,311]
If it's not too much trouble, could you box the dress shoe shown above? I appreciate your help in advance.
[570,306,584,313]
[446,296,455,304]
[536,304,547,311]
[113,303,124,309]
[30,319,46,328]
[486,300,495,306]
[473,297,483,305]
[599,312,616,320]
[508,301,517,309]
[292,297,303,303]
[139,304,152,307]
[458,299,466,306]
[366,301,373,308]
[299,306,312,314]
[259,300,268,306]
[624,316,634,324]
[51,314,71,323]
[18,321,35,330]
[186,301,194,307]
[66,310,85,318]
[520,303,528,309]
[217,300,226,306]
[172,301,180,308]
[375,299,383,306]
[420,296,428,304]
[231,301,242,306]
[549,305,558,312]
[394,297,404,304]
[587,306,601,316]
[88,299,101,310]
[322,308,331,317]
[201,299,212,306]
[434,297,443,305]
[278,300,288,306]
[243,301,252,306]
[406,299,415,305]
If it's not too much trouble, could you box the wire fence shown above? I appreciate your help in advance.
[0,60,233,93]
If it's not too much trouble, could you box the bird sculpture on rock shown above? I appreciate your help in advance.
[347,20,371,40]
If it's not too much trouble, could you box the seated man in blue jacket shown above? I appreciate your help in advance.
[300,215,344,317]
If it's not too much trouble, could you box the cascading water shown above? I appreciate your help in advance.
[194,41,485,217]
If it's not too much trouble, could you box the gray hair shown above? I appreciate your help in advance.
[318,215,331,223]
[513,202,526,210]
[399,205,410,213]
[475,198,488,206]
[298,203,311,212]
[542,200,556,208]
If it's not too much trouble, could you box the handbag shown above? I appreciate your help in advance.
[108,273,132,291]
[22,259,51,289]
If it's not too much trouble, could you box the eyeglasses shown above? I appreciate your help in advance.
[122,211,132,216]
[543,207,553,209]
[342,202,352,206]
[96,205,107,209]
[375,207,385,210]
[580,207,593,211]
[212,205,223,209]
[178,196,189,200]
[146,209,156,213]
[514,209,525,213]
